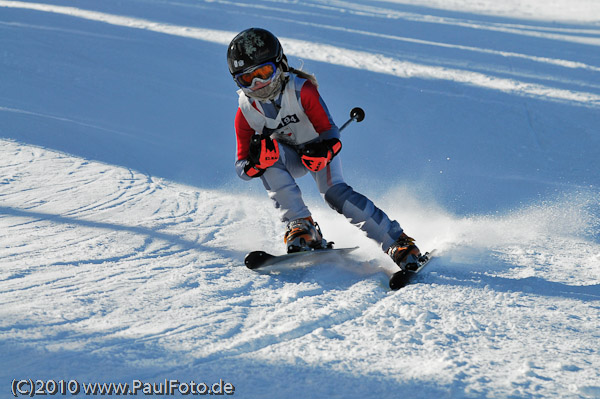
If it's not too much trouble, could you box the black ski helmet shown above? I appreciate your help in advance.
[227,28,288,77]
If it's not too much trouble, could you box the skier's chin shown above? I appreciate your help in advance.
[246,73,283,101]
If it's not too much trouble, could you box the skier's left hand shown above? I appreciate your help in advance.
[301,138,342,172]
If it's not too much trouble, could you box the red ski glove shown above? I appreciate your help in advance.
[301,138,342,172]
[244,135,280,178]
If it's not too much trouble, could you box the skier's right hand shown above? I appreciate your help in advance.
[244,135,280,178]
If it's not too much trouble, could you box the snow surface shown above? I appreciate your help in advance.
[1,0,599,397]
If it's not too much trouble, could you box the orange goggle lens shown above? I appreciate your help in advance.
[235,62,276,88]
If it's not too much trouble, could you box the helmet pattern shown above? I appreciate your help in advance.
[239,31,264,59]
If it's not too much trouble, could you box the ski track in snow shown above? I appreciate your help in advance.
[1,0,600,397]
[1,139,599,397]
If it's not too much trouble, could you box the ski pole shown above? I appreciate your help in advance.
[256,107,365,147]
[339,107,365,132]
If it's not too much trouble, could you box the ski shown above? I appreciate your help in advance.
[245,246,359,271]
[388,250,436,290]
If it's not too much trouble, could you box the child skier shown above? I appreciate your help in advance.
[227,28,421,271]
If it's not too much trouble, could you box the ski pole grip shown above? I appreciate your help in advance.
[350,107,365,123]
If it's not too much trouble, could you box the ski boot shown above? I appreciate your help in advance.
[284,216,328,253]
[387,232,421,271]
[387,233,422,290]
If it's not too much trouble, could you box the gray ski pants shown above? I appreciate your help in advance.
[260,144,403,252]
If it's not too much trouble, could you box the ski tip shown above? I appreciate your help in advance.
[389,270,410,290]
[244,251,274,270]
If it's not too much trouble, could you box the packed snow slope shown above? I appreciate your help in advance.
[1,0,599,398]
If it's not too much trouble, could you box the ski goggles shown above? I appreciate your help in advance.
[234,62,277,89]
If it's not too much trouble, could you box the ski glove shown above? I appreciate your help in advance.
[301,138,342,172]
[244,135,280,178]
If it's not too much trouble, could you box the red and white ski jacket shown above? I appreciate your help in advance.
[234,73,339,180]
